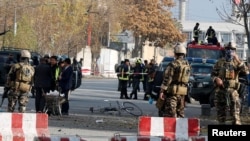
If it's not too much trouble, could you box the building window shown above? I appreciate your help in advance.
[220,33,231,43]
[183,31,192,42]
[236,50,243,58]
[235,33,244,45]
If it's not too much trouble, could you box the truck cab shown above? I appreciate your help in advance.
[187,42,224,60]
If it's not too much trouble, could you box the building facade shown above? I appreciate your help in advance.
[181,21,247,61]
[175,0,247,61]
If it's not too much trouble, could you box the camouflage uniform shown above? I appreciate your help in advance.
[7,50,34,113]
[211,42,249,125]
[211,57,248,125]
[160,57,190,118]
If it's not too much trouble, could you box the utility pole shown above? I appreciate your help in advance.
[14,7,17,36]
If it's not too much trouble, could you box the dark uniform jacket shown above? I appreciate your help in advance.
[59,66,73,93]
[119,64,130,80]
[131,64,143,79]
[34,63,52,88]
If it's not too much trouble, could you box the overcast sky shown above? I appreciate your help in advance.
[171,0,232,22]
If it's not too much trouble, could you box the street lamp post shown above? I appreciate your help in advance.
[14,7,17,36]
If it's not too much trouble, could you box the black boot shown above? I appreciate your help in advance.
[130,93,133,99]
[120,93,124,99]
[143,94,149,100]
[133,92,138,99]
[125,94,130,99]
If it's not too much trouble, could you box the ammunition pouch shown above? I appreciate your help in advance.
[224,80,240,90]
[168,84,188,95]
[6,81,15,88]
[15,82,31,93]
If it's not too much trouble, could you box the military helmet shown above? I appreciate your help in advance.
[225,42,237,50]
[44,54,50,59]
[174,43,186,54]
[20,50,31,58]
[136,59,141,64]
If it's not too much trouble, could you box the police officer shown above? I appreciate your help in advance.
[119,59,130,99]
[193,22,200,43]
[130,59,143,99]
[159,44,190,117]
[115,61,124,91]
[211,42,249,125]
[205,26,216,44]
[141,59,148,92]
[7,50,35,112]
[144,59,158,100]
[50,56,60,91]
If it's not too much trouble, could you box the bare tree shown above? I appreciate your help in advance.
[214,0,250,61]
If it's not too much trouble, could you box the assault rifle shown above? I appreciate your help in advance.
[0,87,10,107]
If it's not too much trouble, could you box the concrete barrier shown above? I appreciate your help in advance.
[81,67,91,76]
[0,113,49,141]
[138,116,200,140]
[0,113,88,141]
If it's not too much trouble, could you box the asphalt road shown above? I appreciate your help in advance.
[0,78,212,141]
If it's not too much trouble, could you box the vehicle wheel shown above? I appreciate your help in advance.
[209,91,215,108]
[158,110,164,117]
[123,101,143,116]
[199,87,215,105]
[199,96,209,105]
[209,93,215,107]
[185,94,195,104]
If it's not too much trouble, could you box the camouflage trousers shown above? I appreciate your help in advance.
[214,88,241,125]
[162,94,185,118]
[8,89,29,113]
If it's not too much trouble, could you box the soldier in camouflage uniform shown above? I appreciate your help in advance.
[159,44,191,117]
[211,42,249,125]
[7,50,34,113]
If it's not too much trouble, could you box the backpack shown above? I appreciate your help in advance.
[16,63,34,83]
[115,64,121,73]
[71,63,82,91]
[15,63,34,92]
[172,59,190,83]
